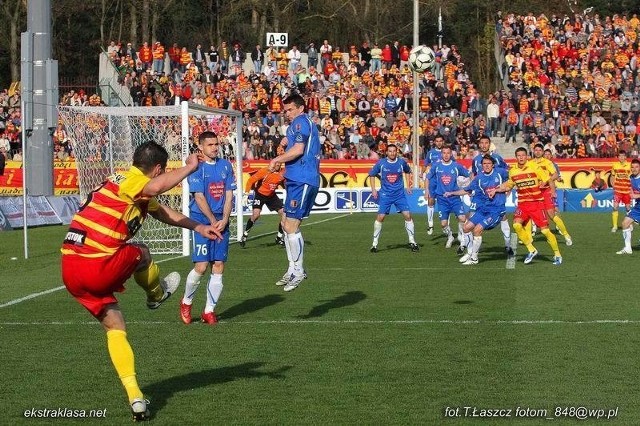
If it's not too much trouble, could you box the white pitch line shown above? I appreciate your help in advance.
[0,286,66,309]
[2,319,640,326]
[0,255,184,309]
[238,213,350,243]
[0,214,351,309]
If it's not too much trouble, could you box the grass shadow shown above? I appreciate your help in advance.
[144,362,292,415]
[298,291,367,319]
[220,294,285,321]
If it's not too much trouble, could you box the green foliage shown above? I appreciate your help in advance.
[2,212,640,423]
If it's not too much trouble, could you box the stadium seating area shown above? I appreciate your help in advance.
[497,11,640,158]
[1,11,639,163]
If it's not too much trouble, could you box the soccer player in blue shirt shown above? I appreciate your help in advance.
[425,145,470,249]
[446,154,509,264]
[180,131,236,325]
[423,134,445,235]
[368,144,418,252]
[616,159,640,254]
[268,93,321,292]
[470,135,513,255]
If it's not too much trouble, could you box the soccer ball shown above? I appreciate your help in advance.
[408,45,435,73]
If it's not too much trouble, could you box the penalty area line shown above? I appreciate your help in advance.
[0,256,184,310]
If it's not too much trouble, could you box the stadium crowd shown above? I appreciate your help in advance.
[1,10,639,164]
[497,11,640,158]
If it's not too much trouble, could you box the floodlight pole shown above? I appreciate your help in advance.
[412,0,420,189]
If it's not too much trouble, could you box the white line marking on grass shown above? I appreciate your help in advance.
[0,286,66,309]
[0,256,184,309]
[1,215,350,309]
[3,319,640,326]
[238,213,350,243]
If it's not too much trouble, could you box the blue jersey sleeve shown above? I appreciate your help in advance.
[188,165,204,194]
[368,160,382,177]
[402,159,412,174]
[224,162,237,192]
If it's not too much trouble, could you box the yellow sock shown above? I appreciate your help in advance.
[541,228,561,257]
[134,261,163,302]
[612,211,619,229]
[524,220,532,236]
[552,215,569,237]
[514,222,535,252]
[107,330,143,403]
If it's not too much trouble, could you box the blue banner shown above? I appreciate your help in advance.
[564,189,617,212]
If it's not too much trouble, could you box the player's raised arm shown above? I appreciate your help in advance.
[142,153,201,197]
[150,204,222,240]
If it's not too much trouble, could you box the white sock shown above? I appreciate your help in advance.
[471,235,482,259]
[457,221,465,243]
[204,273,223,313]
[623,227,632,251]
[500,219,511,246]
[427,205,434,227]
[287,231,305,275]
[443,225,452,237]
[531,222,537,234]
[373,220,383,246]
[283,231,294,274]
[405,220,416,244]
[182,269,203,305]
[463,231,472,248]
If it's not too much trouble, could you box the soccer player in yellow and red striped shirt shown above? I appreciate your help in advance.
[529,144,572,245]
[611,151,632,232]
[491,147,562,265]
[61,142,221,421]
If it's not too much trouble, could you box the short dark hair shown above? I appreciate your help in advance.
[199,131,218,144]
[533,143,544,150]
[482,154,495,164]
[631,158,640,167]
[515,147,528,156]
[283,93,305,108]
[132,141,168,173]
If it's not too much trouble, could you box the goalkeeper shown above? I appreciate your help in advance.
[240,163,286,247]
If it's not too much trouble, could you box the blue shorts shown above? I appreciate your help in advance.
[469,209,506,231]
[377,191,410,215]
[284,181,319,220]
[436,195,466,220]
[628,208,640,224]
[191,212,230,263]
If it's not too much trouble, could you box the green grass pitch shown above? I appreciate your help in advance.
[0,212,637,424]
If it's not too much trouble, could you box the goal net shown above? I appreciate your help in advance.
[58,102,244,255]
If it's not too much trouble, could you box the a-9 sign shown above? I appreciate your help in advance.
[266,33,288,48]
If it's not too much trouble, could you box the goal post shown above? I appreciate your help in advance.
[58,102,244,256]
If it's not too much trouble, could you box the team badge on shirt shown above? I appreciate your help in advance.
[290,200,298,208]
